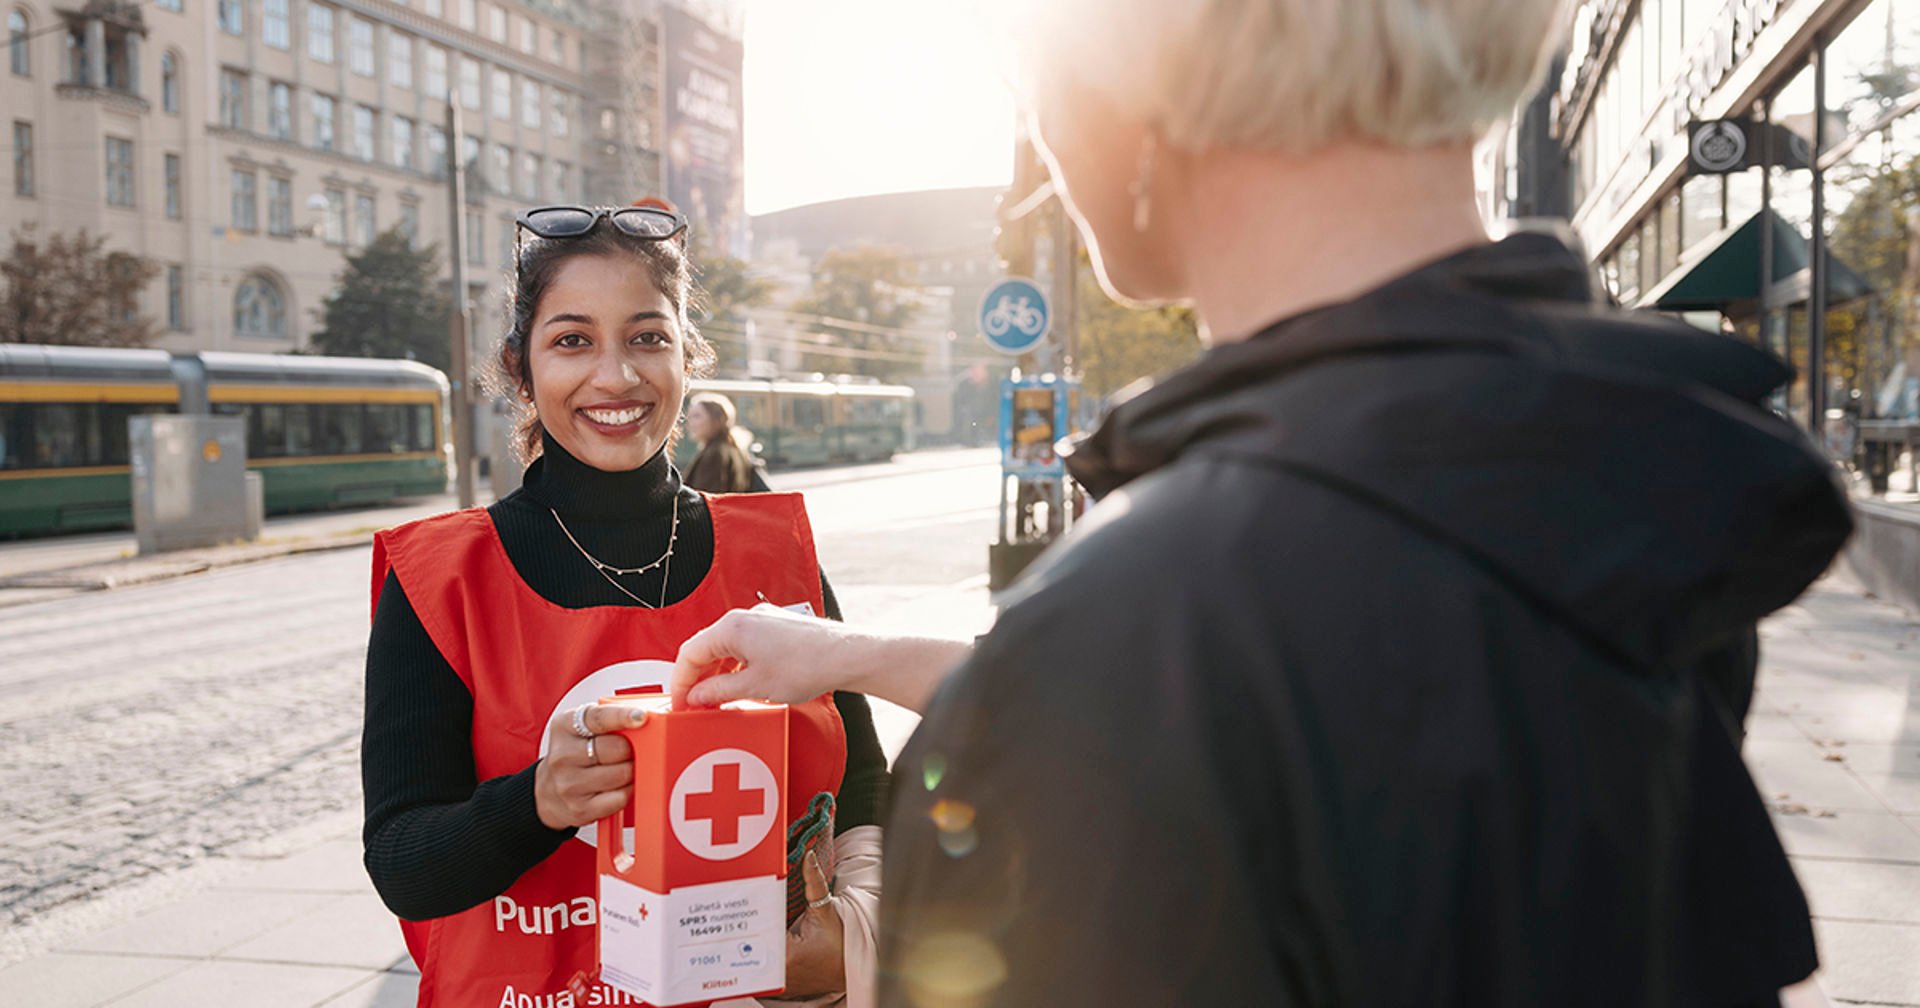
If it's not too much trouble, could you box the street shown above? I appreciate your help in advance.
[0,448,1000,966]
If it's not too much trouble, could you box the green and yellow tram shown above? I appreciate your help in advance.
[0,344,447,537]
[689,378,913,468]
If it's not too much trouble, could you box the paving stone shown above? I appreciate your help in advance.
[1793,858,1920,924]
[62,889,338,959]
[0,951,189,1007]
[1813,919,1920,1007]
[103,959,371,1008]
[223,893,408,971]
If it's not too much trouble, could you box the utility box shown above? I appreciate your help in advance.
[130,415,253,554]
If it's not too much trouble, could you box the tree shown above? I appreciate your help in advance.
[1072,257,1203,401]
[693,246,778,373]
[1827,151,1920,410]
[787,245,925,382]
[310,227,452,372]
[0,226,160,347]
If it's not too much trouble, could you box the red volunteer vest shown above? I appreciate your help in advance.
[371,493,846,1008]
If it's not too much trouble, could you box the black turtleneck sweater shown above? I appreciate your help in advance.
[362,434,889,921]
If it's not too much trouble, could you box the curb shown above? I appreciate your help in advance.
[0,532,374,603]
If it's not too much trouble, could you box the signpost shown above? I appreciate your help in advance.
[978,277,1051,356]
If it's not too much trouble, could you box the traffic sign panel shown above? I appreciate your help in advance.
[979,277,1050,354]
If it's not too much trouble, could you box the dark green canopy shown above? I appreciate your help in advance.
[1639,208,1872,316]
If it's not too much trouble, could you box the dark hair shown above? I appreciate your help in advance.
[491,214,715,462]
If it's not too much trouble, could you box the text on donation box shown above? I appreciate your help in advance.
[596,697,789,1006]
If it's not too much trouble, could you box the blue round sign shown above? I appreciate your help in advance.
[978,278,1051,355]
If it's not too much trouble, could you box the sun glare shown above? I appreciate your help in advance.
[743,1,1018,215]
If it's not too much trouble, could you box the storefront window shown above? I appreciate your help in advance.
[1680,173,1724,254]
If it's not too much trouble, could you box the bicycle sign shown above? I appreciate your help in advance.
[979,278,1050,355]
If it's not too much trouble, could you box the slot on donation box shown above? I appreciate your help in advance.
[596,696,788,1006]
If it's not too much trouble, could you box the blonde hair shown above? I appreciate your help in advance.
[1014,0,1568,153]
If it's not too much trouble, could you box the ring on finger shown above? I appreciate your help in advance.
[569,703,593,739]
[585,735,597,764]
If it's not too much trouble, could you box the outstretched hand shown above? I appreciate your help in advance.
[670,603,854,710]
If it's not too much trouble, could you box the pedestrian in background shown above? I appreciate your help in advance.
[683,391,759,494]
[362,204,888,1007]
[672,0,1853,1005]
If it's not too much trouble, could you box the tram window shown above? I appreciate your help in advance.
[99,403,169,466]
[734,397,762,430]
[314,404,364,455]
[250,404,286,458]
[0,405,22,469]
[283,404,314,456]
[790,398,825,430]
[364,403,402,452]
[407,403,435,452]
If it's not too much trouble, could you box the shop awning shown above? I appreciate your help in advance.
[1637,208,1872,316]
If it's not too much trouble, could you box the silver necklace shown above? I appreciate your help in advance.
[551,493,679,608]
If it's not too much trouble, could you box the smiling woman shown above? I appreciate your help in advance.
[361,207,891,1006]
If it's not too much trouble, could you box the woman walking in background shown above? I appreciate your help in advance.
[683,391,759,494]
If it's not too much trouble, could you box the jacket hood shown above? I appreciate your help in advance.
[1068,233,1852,669]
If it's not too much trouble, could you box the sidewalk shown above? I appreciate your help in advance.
[0,570,1914,1004]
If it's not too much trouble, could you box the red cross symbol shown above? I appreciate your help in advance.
[684,762,766,846]
[638,903,649,921]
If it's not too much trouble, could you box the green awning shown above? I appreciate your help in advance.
[1638,208,1872,316]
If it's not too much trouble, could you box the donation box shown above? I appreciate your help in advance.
[596,697,789,1006]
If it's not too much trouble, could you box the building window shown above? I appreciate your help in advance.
[389,32,413,89]
[518,15,534,53]
[498,213,512,265]
[426,0,443,17]
[551,160,570,202]
[104,136,134,207]
[155,0,180,10]
[231,169,257,231]
[522,151,539,199]
[219,68,248,130]
[425,45,446,99]
[460,134,479,186]
[391,116,415,170]
[12,120,31,196]
[353,104,375,161]
[312,94,336,151]
[264,0,290,49]
[491,144,511,194]
[548,27,564,64]
[160,52,178,113]
[426,123,448,178]
[322,188,346,244]
[8,10,25,77]
[267,176,292,236]
[163,152,180,218]
[491,68,510,120]
[551,91,567,136]
[464,208,483,265]
[218,0,243,36]
[520,79,540,129]
[268,81,292,140]
[309,5,335,64]
[234,274,287,340]
[166,265,185,330]
[487,4,505,42]
[400,202,420,245]
[459,57,480,109]
[349,17,373,76]
[458,0,476,31]
[354,193,376,247]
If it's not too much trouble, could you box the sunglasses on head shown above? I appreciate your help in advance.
[515,204,689,242]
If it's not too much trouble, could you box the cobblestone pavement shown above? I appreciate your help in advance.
[0,549,372,953]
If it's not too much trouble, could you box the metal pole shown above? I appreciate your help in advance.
[1757,101,1775,361]
[1809,42,1829,439]
[446,97,475,508]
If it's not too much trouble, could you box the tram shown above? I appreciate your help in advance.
[0,344,447,537]
[687,378,913,468]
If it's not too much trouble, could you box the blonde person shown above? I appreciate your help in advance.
[684,391,759,494]
[672,2,1851,1006]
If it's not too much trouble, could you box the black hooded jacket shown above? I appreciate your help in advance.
[876,235,1852,1007]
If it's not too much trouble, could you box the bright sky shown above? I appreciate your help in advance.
[742,1,1017,216]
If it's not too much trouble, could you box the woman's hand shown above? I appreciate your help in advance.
[778,850,846,999]
[534,703,649,831]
